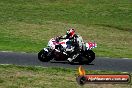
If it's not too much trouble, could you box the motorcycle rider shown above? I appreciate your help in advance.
[60,28,80,63]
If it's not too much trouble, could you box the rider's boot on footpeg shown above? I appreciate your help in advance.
[67,53,79,63]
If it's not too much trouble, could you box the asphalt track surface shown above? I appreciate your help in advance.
[0,51,132,72]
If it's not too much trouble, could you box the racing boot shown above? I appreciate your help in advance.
[67,57,73,63]
[67,53,79,63]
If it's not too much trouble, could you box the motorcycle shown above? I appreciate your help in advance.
[38,35,97,64]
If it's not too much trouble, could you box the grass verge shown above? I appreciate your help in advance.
[0,0,132,58]
[0,64,131,88]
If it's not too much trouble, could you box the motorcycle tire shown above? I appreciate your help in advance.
[38,49,51,62]
[80,50,95,64]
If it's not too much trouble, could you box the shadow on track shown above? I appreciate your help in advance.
[50,61,94,65]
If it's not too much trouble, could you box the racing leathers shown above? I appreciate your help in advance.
[60,34,80,63]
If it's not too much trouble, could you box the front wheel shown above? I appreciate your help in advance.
[38,49,51,62]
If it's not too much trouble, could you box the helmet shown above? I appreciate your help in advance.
[66,28,75,38]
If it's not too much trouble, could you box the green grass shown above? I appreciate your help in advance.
[0,0,132,58]
[0,64,131,88]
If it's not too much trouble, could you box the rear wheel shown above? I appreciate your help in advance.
[81,50,95,64]
[38,49,51,62]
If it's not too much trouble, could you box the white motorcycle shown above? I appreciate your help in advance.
[38,35,97,64]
